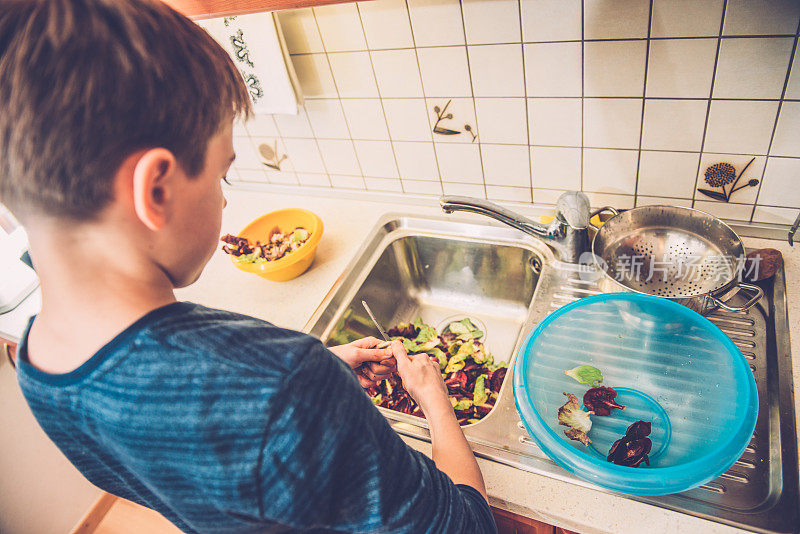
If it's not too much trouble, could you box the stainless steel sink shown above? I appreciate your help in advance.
[304,214,799,533]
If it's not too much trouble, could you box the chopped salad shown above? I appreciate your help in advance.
[221,227,310,263]
[366,317,507,425]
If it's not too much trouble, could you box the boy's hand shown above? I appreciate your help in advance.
[391,340,450,415]
[328,337,397,388]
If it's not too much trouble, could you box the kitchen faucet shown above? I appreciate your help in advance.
[439,191,592,263]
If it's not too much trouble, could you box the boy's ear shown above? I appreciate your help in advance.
[131,148,178,231]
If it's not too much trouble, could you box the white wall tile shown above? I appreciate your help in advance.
[274,106,314,137]
[650,0,724,38]
[313,3,367,52]
[283,138,327,173]
[481,144,531,187]
[584,41,647,97]
[232,119,249,138]
[435,143,484,183]
[341,99,390,140]
[528,98,582,147]
[704,100,779,155]
[427,98,477,144]
[583,192,635,209]
[487,185,532,203]
[328,52,379,98]
[383,99,432,141]
[417,47,473,98]
[642,99,707,152]
[253,137,294,172]
[520,0,581,42]
[462,0,521,45]
[237,168,269,183]
[402,179,443,195]
[353,140,399,178]
[530,146,581,190]
[276,9,324,54]
[318,139,361,175]
[245,114,279,137]
[291,54,338,98]
[637,151,700,198]
[636,196,693,208]
[442,182,486,197]
[297,173,331,187]
[646,39,718,98]
[752,205,800,224]
[723,0,800,36]
[358,0,414,50]
[474,98,528,145]
[693,200,753,221]
[533,188,569,205]
[758,157,800,207]
[304,99,349,138]
[266,171,299,185]
[407,0,465,47]
[371,49,424,98]
[696,153,764,204]
[713,38,794,99]
[330,174,366,189]
[786,51,800,100]
[232,137,262,169]
[582,148,638,193]
[583,98,642,149]
[393,141,440,180]
[770,102,800,157]
[524,42,582,97]
[584,0,651,39]
[365,177,403,192]
[469,44,525,97]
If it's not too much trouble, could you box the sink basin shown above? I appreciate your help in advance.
[305,214,799,533]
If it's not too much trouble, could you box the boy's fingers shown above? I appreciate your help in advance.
[351,336,381,349]
[391,339,410,367]
[357,373,376,389]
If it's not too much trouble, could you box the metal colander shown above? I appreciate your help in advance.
[592,205,763,314]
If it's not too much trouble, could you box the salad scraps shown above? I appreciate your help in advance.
[607,420,652,467]
[558,392,593,446]
[583,386,626,416]
[365,317,507,425]
[564,365,603,387]
[221,226,310,263]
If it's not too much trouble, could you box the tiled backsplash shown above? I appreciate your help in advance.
[226,0,800,225]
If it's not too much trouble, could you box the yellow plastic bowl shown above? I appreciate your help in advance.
[229,208,323,282]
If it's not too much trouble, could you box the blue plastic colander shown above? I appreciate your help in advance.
[513,293,758,495]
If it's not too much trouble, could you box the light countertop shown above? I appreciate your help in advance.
[3,187,798,533]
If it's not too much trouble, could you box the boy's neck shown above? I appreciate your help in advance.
[24,221,177,374]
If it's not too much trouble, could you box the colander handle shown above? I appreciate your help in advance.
[588,206,619,230]
[709,282,764,312]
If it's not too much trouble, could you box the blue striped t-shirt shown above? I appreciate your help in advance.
[16,302,496,533]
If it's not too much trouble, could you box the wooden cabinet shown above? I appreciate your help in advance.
[162,0,359,19]
[491,507,580,534]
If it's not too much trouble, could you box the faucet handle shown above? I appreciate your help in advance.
[556,191,591,229]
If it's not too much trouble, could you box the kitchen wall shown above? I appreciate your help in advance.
[226,0,800,225]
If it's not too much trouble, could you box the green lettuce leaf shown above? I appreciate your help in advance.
[564,365,603,387]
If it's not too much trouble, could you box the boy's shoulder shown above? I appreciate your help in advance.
[136,302,330,380]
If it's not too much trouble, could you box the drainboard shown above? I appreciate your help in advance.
[305,215,798,533]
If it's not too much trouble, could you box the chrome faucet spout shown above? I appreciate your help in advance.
[439,192,591,262]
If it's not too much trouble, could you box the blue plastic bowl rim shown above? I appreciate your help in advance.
[513,292,759,495]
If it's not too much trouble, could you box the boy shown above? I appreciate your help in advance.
[0,1,497,532]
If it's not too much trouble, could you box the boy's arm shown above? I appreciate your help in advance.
[254,339,496,533]
[391,341,487,500]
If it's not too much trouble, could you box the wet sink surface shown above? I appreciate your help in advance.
[304,214,798,533]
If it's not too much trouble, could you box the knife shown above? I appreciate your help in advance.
[362,300,389,342]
